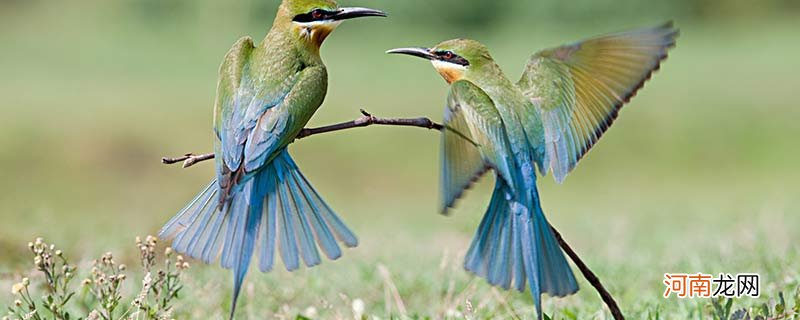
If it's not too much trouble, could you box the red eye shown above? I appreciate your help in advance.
[443,52,454,60]
[311,10,323,19]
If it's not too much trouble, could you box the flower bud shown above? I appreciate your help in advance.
[303,307,318,318]
[352,298,365,318]
[11,282,24,295]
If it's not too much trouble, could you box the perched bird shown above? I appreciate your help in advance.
[159,0,385,317]
[388,23,677,318]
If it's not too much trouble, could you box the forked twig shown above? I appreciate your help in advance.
[161,153,215,168]
[160,109,625,319]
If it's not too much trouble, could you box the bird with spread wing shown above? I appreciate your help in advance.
[388,22,678,318]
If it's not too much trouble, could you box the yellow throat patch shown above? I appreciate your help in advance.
[294,20,342,47]
[431,60,467,84]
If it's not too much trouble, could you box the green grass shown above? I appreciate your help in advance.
[1,1,799,319]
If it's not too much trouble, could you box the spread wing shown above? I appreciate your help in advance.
[441,80,512,213]
[517,22,678,183]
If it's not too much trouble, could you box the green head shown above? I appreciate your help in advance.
[278,0,386,47]
[387,39,495,83]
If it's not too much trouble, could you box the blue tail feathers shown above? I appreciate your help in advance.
[159,149,357,319]
[464,178,578,319]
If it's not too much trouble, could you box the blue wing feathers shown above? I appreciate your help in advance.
[276,175,301,271]
[283,177,319,268]
[161,149,356,318]
[285,173,323,267]
[160,181,216,237]
[319,203,359,247]
[464,188,499,273]
[536,207,579,296]
[258,167,279,272]
[243,109,288,172]
[519,213,543,319]
[291,165,358,247]
[463,176,578,319]
[230,182,261,320]
[181,194,219,257]
[221,187,249,269]
[510,211,527,292]
[488,209,512,289]
[223,74,296,174]
[290,169,342,260]
[201,204,227,263]
[169,191,214,253]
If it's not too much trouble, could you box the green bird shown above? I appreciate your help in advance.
[388,23,677,318]
[159,0,385,317]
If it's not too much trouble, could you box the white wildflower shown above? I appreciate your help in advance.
[303,306,318,318]
[11,282,24,295]
[352,298,365,319]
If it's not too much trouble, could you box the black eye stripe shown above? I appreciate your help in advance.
[293,9,336,23]
[435,50,470,66]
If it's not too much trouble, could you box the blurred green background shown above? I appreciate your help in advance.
[1,0,799,318]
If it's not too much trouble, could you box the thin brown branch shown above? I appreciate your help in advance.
[550,226,625,320]
[296,109,443,139]
[160,109,442,168]
[159,109,624,319]
[161,153,215,168]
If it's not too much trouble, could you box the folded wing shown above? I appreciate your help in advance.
[517,22,678,183]
[214,37,302,175]
[441,80,513,213]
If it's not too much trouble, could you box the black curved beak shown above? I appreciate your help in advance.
[332,7,387,20]
[386,47,436,60]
